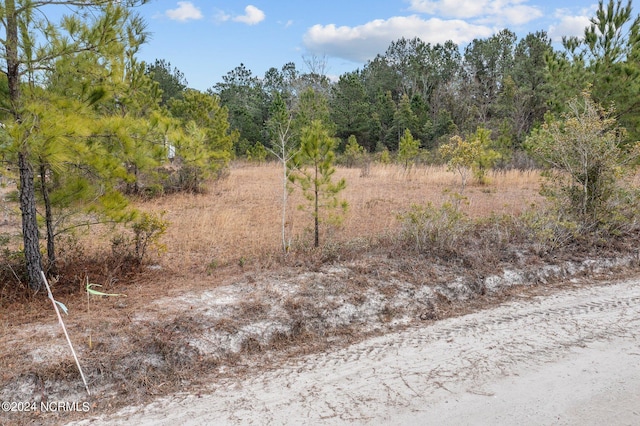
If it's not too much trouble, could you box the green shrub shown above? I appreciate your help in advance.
[342,135,365,168]
[111,212,169,264]
[141,183,165,199]
[246,142,268,163]
[440,127,499,188]
[518,206,578,254]
[526,91,640,233]
[397,129,420,169]
[399,198,470,254]
[132,212,169,263]
[377,148,391,164]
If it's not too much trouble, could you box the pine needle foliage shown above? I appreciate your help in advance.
[291,120,348,248]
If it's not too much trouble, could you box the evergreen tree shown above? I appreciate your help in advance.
[146,59,188,106]
[373,90,397,151]
[462,29,517,129]
[169,89,237,191]
[291,120,347,248]
[330,71,372,151]
[343,135,365,168]
[397,128,421,169]
[293,87,332,132]
[34,3,163,272]
[393,94,419,150]
[212,63,266,154]
[0,0,149,290]
[548,0,640,141]
[510,31,553,143]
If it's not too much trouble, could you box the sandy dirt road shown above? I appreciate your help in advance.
[72,278,640,425]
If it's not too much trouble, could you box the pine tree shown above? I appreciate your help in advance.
[547,0,640,141]
[343,135,365,168]
[291,120,347,248]
[393,94,420,149]
[397,128,420,170]
[169,89,237,191]
[0,1,149,290]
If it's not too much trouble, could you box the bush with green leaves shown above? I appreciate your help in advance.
[399,196,470,255]
[526,91,640,234]
[111,211,169,264]
[132,212,169,263]
[440,127,500,188]
[246,142,268,163]
[518,206,579,254]
[377,148,391,164]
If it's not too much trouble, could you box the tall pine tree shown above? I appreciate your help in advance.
[0,1,149,290]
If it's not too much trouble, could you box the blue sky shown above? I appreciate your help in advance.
[135,1,608,91]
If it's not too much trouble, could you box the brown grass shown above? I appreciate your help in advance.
[0,161,544,307]
[0,162,543,273]
[133,162,542,269]
[0,162,545,315]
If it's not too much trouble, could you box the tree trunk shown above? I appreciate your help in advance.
[40,163,57,275]
[5,0,20,108]
[314,210,319,248]
[7,0,44,290]
[19,152,44,290]
[314,161,319,248]
[281,150,288,254]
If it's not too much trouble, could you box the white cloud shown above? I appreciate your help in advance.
[233,5,266,25]
[408,0,542,26]
[548,14,591,42]
[499,5,543,26]
[303,15,493,63]
[214,10,231,23]
[165,1,203,22]
[409,0,489,19]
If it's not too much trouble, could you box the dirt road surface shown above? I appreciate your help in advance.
[72,278,640,425]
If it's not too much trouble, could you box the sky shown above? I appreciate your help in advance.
[134,1,610,91]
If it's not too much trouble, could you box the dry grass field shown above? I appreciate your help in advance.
[135,162,543,272]
[0,161,544,300]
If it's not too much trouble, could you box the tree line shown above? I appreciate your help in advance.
[157,0,637,165]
